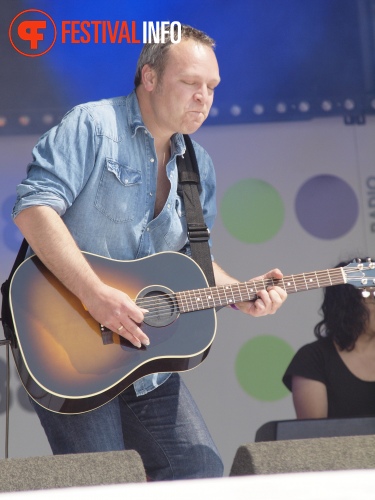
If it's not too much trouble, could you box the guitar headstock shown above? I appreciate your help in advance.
[343,258,375,296]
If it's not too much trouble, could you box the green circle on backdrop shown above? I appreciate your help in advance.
[220,179,284,243]
[235,335,294,401]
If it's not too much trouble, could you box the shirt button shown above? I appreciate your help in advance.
[150,158,155,163]
[149,192,153,196]
[146,228,150,232]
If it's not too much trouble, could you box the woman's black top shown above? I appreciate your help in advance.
[283,338,375,418]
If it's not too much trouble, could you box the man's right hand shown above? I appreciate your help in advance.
[83,283,150,348]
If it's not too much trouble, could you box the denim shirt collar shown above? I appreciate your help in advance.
[126,90,186,157]
[127,89,145,137]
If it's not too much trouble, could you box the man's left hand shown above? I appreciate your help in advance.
[235,268,287,317]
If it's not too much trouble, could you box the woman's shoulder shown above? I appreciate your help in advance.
[295,337,335,358]
[282,338,335,390]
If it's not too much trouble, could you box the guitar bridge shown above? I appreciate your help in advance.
[100,325,114,345]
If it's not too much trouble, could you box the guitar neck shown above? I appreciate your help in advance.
[176,267,346,313]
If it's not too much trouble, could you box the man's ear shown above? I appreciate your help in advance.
[141,64,157,91]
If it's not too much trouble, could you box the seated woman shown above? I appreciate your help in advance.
[283,257,375,419]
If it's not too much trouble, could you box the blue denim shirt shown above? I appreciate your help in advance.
[13,90,217,396]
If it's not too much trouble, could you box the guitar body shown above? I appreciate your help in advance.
[9,249,374,415]
[9,251,216,414]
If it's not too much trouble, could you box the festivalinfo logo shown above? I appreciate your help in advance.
[9,9,182,57]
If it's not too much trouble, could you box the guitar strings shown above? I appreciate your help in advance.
[135,269,346,313]
[135,270,366,314]
[129,267,372,320]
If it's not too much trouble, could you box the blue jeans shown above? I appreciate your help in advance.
[30,373,224,480]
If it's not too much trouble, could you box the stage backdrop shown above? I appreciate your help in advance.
[1,115,374,474]
[1,0,375,476]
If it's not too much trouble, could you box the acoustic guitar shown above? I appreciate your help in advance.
[8,251,375,414]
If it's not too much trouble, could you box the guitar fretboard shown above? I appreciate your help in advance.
[176,267,346,313]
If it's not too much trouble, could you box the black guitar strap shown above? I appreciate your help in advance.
[1,238,28,344]
[0,237,28,459]
[177,135,216,287]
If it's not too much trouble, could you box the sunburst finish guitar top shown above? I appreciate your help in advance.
[10,251,215,414]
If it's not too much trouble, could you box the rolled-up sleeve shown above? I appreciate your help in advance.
[12,106,97,219]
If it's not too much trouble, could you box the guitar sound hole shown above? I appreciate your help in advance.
[136,286,179,327]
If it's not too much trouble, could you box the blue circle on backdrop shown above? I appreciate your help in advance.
[295,175,359,239]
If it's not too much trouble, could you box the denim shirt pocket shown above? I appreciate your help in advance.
[94,158,142,223]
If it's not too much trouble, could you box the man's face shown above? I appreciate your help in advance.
[148,39,220,136]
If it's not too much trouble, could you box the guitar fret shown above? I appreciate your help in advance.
[290,275,296,292]
[202,289,214,309]
[244,281,257,301]
[305,273,317,289]
[224,285,235,304]
[218,286,227,306]
[283,278,295,294]
[183,290,194,312]
[212,287,223,307]
[209,291,215,307]
[302,273,308,290]
[239,283,250,301]
[193,291,202,310]
[201,289,214,309]
[315,271,320,288]
[327,270,333,286]
[196,289,209,310]
[231,283,243,303]
[212,288,221,307]
[176,291,186,313]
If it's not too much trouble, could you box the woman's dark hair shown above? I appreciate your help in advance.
[314,258,372,351]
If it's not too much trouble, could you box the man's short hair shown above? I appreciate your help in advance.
[134,24,215,88]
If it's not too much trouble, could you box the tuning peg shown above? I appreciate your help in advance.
[362,290,371,298]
